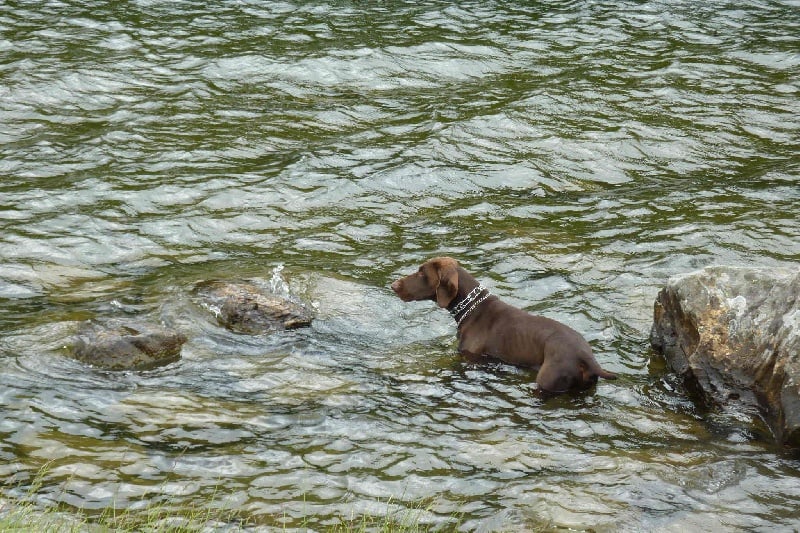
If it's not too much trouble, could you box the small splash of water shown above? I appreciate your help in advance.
[201,302,222,318]
[269,264,291,299]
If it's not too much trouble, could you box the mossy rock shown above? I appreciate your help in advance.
[72,320,186,370]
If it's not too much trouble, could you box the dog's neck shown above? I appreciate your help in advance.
[447,267,492,327]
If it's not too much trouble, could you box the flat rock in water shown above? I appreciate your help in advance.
[194,280,312,334]
[72,320,186,371]
[650,265,800,446]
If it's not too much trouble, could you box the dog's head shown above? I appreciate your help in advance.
[391,257,459,308]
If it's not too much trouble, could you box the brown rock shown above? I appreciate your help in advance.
[650,266,800,446]
[194,280,312,334]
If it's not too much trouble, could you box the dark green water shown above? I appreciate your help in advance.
[1,0,799,530]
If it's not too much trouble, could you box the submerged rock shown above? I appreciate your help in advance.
[72,320,186,371]
[650,265,800,446]
[194,280,312,334]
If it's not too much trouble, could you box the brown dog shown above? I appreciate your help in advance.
[391,257,616,393]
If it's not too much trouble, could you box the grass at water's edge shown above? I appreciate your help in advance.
[0,464,460,532]
[0,494,246,532]
[0,461,249,532]
[0,498,455,533]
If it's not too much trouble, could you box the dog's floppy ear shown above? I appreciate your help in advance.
[434,259,459,308]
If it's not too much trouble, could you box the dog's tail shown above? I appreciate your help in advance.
[596,369,617,380]
[580,360,617,385]
[586,359,617,381]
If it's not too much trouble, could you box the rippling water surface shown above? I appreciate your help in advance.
[1,0,799,530]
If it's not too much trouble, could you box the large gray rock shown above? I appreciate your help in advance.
[194,280,312,334]
[72,320,186,370]
[650,266,800,446]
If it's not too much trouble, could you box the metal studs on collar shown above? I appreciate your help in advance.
[450,285,491,326]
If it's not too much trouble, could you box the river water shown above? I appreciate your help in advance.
[1,1,799,531]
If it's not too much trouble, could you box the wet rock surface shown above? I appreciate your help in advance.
[194,280,313,334]
[72,320,187,371]
[651,266,800,446]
